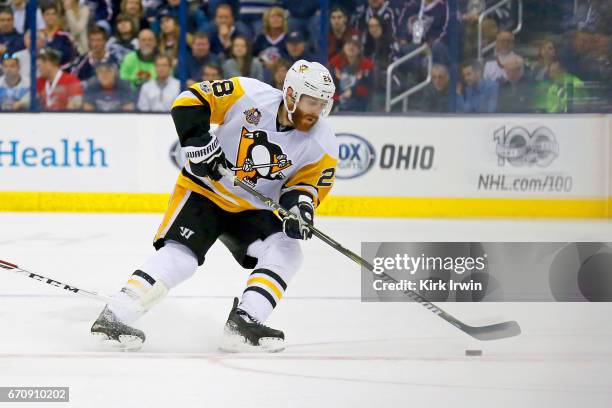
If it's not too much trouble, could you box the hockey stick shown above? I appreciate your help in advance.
[0,259,116,304]
[230,162,290,171]
[220,168,521,341]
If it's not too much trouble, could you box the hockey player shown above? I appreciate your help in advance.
[91,59,337,352]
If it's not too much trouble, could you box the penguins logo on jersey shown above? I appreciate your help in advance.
[232,127,292,185]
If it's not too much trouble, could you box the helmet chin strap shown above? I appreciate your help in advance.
[283,93,298,124]
[283,92,328,124]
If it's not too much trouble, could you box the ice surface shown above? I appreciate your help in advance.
[1,213,611,407]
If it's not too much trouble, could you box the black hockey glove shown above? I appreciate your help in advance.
[183,134,228,181]
[280,191,314,240]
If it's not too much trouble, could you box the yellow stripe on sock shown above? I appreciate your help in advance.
[127,279,147,291]
[247,277,283,300]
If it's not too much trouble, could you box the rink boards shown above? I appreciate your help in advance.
[0,113,610,218]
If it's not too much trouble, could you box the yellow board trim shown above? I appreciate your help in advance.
[0,192,610,219]
[247,277,283,299]
[317,196,612,219]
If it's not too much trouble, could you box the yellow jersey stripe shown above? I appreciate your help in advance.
[188,78,245,125]
[172,95,203,108]
[176,172,257,213]
[283,153,337,206]
[154,184,189,241]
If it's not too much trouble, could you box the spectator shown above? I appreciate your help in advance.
[329,37,374,111]
[530,39,557,81]
[396,0,450,65]
[62,0,90,54]
[207,4,252,57]
[483,30,519,83]
[14,29,45,80]
[11,0,45,34]
[141,0,164,15]
[560,30,612,84]
[158,12,192,64]
[0,7,24,56]
[253,6,288,67]
[141,0,163,12]
[473,0,514,31]
[270,58,291,90]
[0,54,29,110]
[202,62,223,81]
[153,0,207,34]
[545,61,584,113]
[36,47,83,110]
[205,0,239,22]
[185,32,221,85]
[107,14,139,63]
[571,0,612,34]
[398,0,449,44]
[282,30,315,64]
[120,28,157,89]
[238,0,277,36]
[458,1,484,24]
[328,6,359,59]
[83,62,134,111]
[456,60,498,113]
[71,26,119,82]
[497,55,534,113]
[41,3,76,67]
[282,0,320,52]
[363,15,399,110]
[364,15,397,67]
[412,63,449,112]
[120,0,150,31]
[137,54,180,112]
[222,35,265,81]
[389,0,410,18]
[351,0,397,40]
[458,0,497,60]
[86,0,114,33]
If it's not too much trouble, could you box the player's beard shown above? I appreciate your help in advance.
[291,107,319,132]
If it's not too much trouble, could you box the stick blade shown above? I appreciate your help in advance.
[465,320,522,341]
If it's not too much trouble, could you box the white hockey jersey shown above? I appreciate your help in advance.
[170,76,338,213]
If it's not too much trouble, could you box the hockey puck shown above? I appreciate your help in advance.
[465,349,483,356]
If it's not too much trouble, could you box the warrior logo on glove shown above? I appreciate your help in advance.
[231,127,293,185]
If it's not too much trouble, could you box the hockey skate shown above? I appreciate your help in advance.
[91,306,145,351]
[220,298,285,353]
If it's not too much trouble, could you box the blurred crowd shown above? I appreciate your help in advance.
[0,0,610,113]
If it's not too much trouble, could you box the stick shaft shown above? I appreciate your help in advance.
[0,259,114,304]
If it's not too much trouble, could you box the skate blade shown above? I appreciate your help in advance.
[219,330,285,353]
[92,332,144,352]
